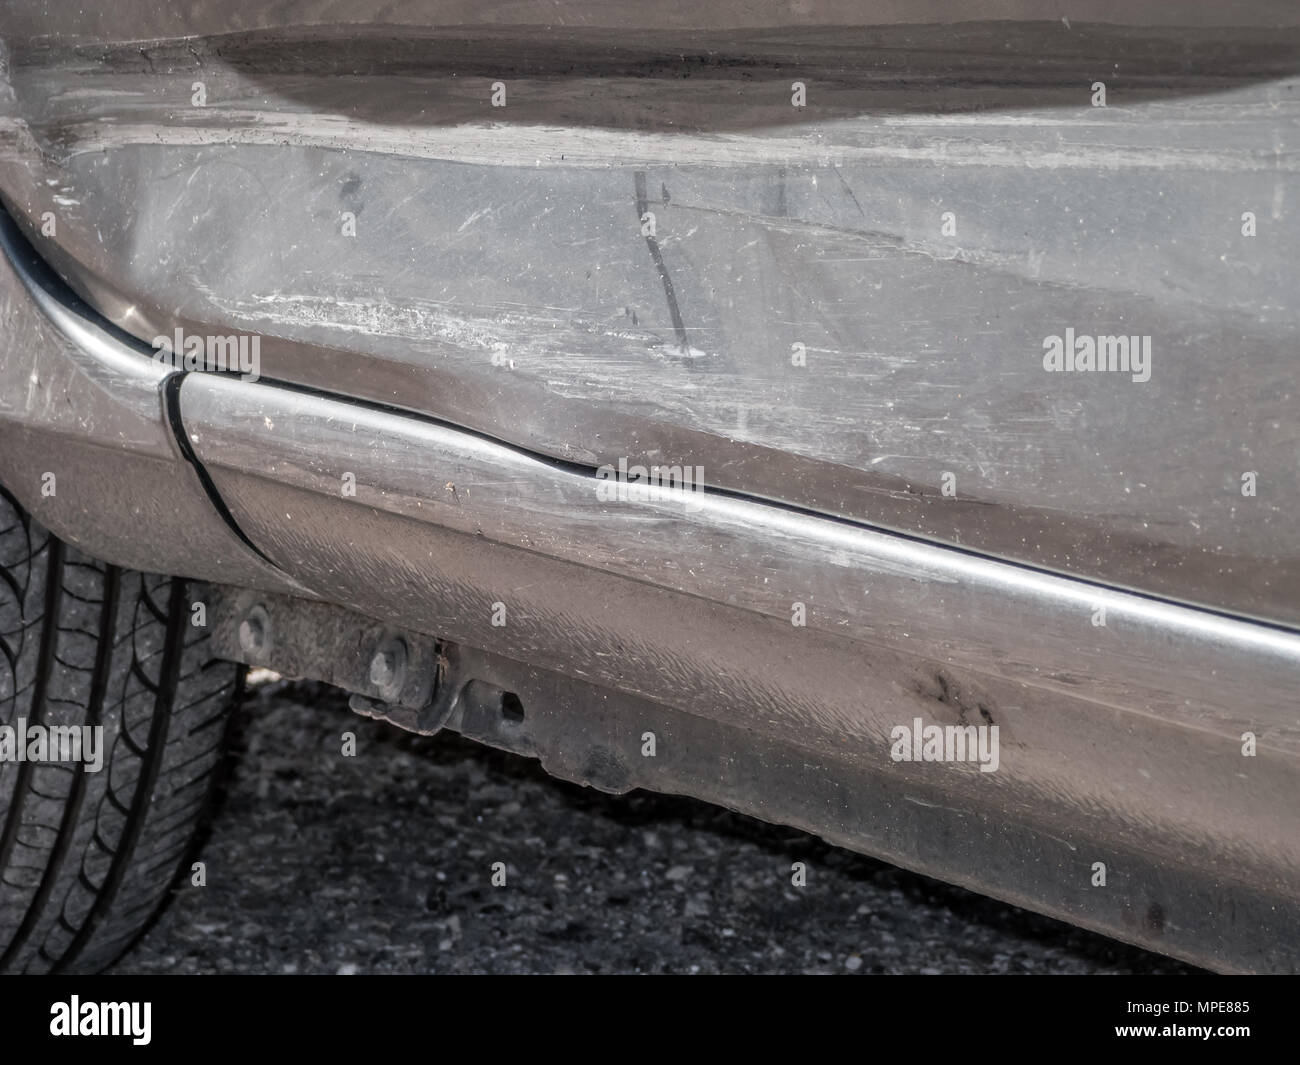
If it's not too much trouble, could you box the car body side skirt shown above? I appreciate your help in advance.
[2,206,1297,972]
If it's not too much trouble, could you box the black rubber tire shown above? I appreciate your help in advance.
[0,488,242,973]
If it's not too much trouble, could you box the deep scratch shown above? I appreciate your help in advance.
[633,170,690,355]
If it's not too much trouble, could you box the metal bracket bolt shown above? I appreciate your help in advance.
[368,638,408,703]
[238,604,270,656]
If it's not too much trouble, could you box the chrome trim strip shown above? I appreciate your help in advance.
[182,371,1300,748]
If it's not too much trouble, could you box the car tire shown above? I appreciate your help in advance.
[0,487,242,973]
